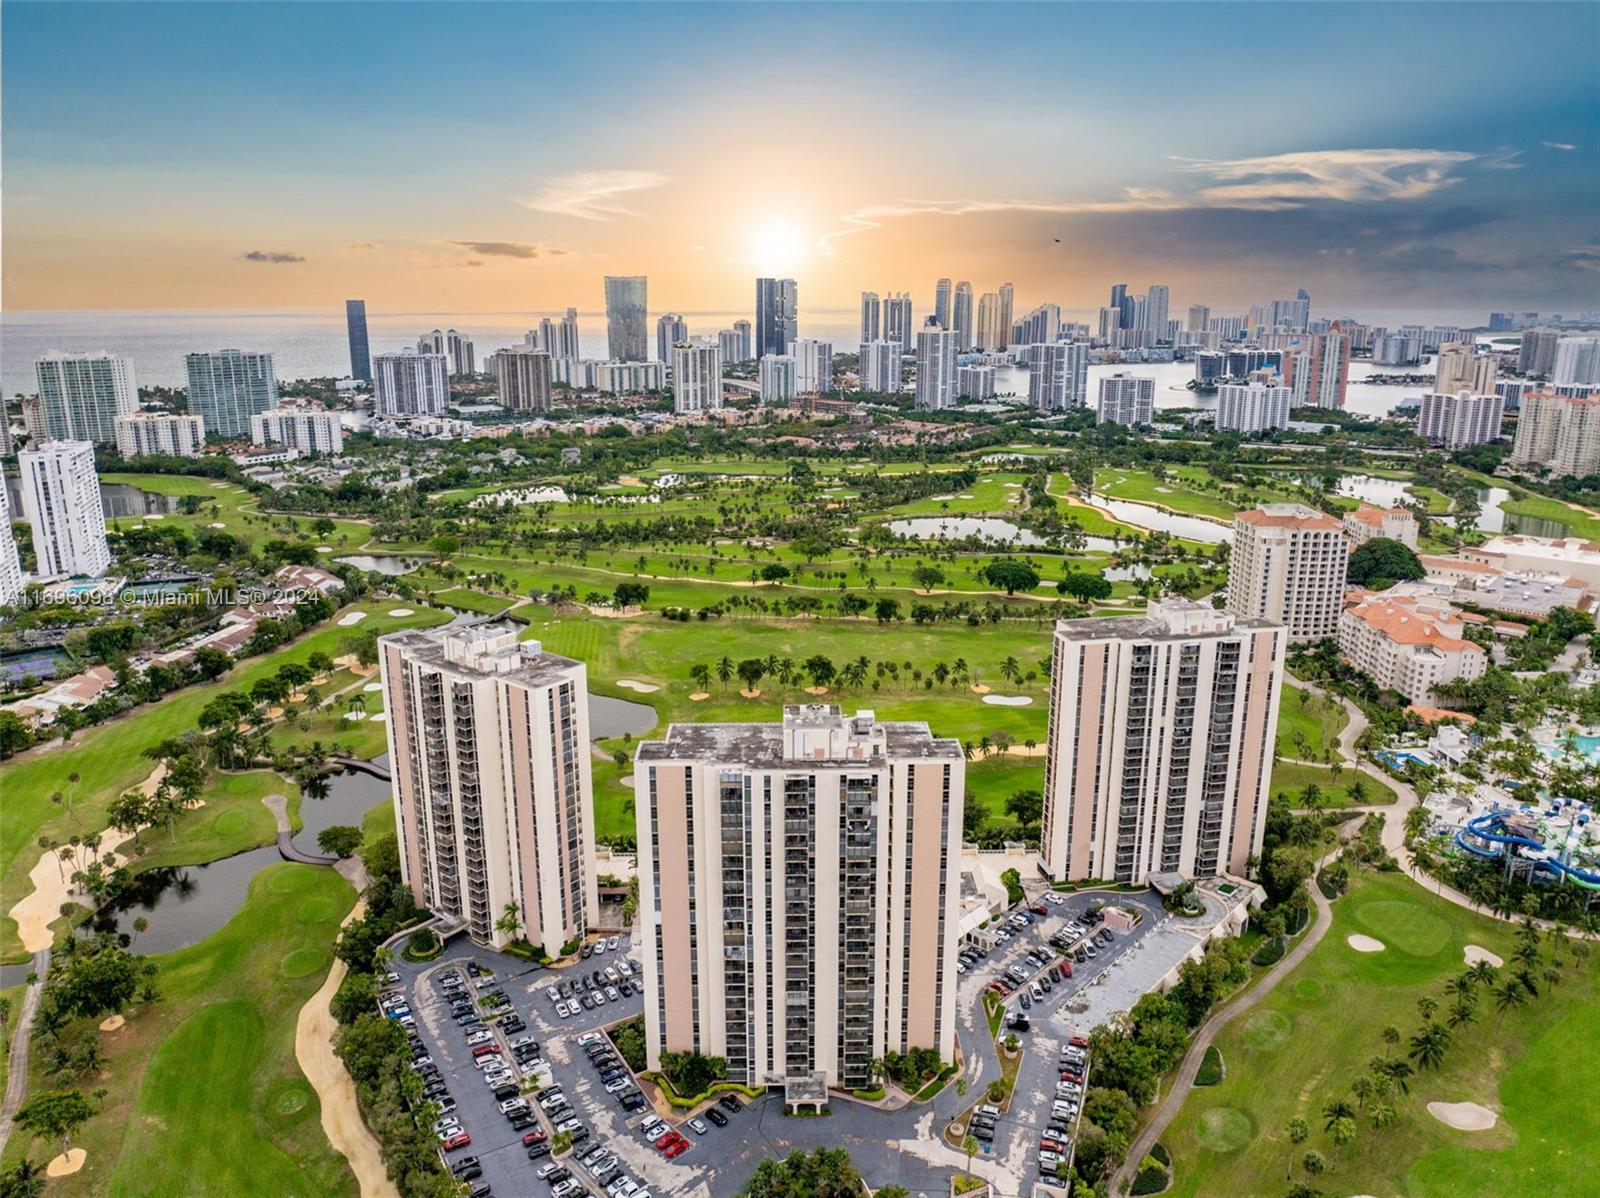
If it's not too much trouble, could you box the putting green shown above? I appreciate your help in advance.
[296,895,340,925]
[264,1078,313,1121]
[1241,1010,1290,1051]
[212,808,251,837]
[1194,1107,1255,1153]
[268,868,316,896]
[1352,900,1452,957]
[280,947,330,979]
[1293,978,1324,1001]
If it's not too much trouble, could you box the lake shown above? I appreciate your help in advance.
[887,516,1047,547]
[1085,494,1231,544]
[336,554,427,575]
[4,478,180,520]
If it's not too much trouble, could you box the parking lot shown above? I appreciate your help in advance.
[382,885,1178,1198]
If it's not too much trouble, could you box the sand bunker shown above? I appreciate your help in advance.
[739,688,761,699]
[1428,1101,1496,1131]
[970,683,992,694]
[1463,945,1503,968]
[616,679,660,693]
[337,611,368,626]
[983,694,1033,707]
[363,682,383,692]
[99,1014,126,1032]
[689,692,710,701]
[388,607,415,617]
[316,546,334,553]
[369,712,388,723]
[804,686,829,695]
[1347,934,1386,953]
[343,711,367,722]
[209,521,227,528]
[46,1150,86,1177]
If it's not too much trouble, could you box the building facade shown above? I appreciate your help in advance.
[604,276,649,363]
[1433,342,1496,395]
[18,441,111,579]
[1282,322,1351,409]
[1342,504,1418,548]
[1338,590,1487,702]
[1215,378,1292,434]
[758,354,797,403]
[656,313,688,365]
[1416,390,1504,450]
[185,349,279,439]
[1096,372,1155,426]
[633,706,964,1090]
[859,292,881,344]
[791,338,833,394]
[250,407,345,456]
[858,340,901,394]
[0,474,25,608]
[914,328,956,410]
[1227,504,1349,642]
[1028,341,1088,410]
[756,277,798,358]
[114,412,205,458]
[34,351,138,445]
[373,350,450,416]
[1040,600,1285,885]
[378,623,596,952]
[671,341,724,413]
[346,300,372,382]
[496,347,554,413]
[952,282,974,351]
[1510,390,1600,477]
[955,365,996,401]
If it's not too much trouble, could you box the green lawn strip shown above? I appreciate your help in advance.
[0,603,448,962]
[964,754,1044,834]
[1274,683,1350,760]
[1495,492,1600,539]
[1267,760,1396,808]
[1095,469,1243,523]
[589,750,636,845]
[1159,870,1595,1198]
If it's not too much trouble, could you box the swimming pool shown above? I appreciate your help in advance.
[1537,734,1600,764]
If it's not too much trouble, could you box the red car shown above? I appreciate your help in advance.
[1030,903,1048,916]
[521,1129,547,1147]
[654,1132,677,1150]
[665,1140,689,1159]
[1059,961,1073,979]
[442,1132,472,1152]
[472,1043,500,1057]
[1069,1035,1089,1048]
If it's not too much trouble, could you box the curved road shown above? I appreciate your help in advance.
[0,947,51,1154]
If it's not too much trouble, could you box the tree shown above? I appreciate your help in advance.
[912,565,946,593]
[1005,789,1043,828]
[15,1090,96,1151]
[614,581,650,608]
[1346,538,1425,588]
[689,663,712,692]
[737,659,765,693]
[0,1158,47,1198]
[1285,1116,1309,1178]
[495,902,522,942]
[1058,571,1113,602]
[874,597,900,623]
[1301,1150,1325,1177]
[317,825,364,858]
[330,968,379,1024]
[716,656,734,691]
[1407,1023,1450,1070]
[979,558,1041,595]
[758,563,791,583]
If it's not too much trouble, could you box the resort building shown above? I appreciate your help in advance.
[1227,504,1350,642]
[17,440,111,579]
[378,622,596,953]
[1342,504,1418,549]
[1460,535,1600,590]
[1338,589,1487,702]
[633,705,964,1092]
[1040,600,1286,886]
[114,412,205,458]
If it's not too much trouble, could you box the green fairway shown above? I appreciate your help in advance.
[99,472,373,555]
[0,602,449,961]
[1275,683,1350,760]
[2,864,357,1198]
[115,769,296,877]
[1160,870,1599,1198]
[964,754,1045,833]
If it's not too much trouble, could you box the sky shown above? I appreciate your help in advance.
[3,1,1597,318]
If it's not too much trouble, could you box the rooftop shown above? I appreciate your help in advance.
[1236,502,1344,532]
[636,705,960,767]
[1054,597,1277,643]
[380,620,582,687]
[1346,504,1413,526]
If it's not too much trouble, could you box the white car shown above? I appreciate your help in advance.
[466,1030,494,1046]
[555,1001,571,1018]
[603,966,620,983]
[577,1032,604,1046]
[688,1118,708,1135]
[484,1071,514,1087]
[592,940,607,956]
[617,962,634,978]
[546,986,560,1001]
[607,936,621,951]
[605,1078,631,1094]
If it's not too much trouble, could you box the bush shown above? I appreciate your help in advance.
[1251,937,1286,967]
[1151,1142,1171,1167]
[609,1016,647,1073]
[1195,1045,1224,1086]
[1131,1163,1171,1195]
[402,927,441,961]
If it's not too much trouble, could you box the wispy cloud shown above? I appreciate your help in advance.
[1562,245,1600,272]
[520,169,668,221]
[448,240,570,259]
[818,147,1492,252]
[239,249,305,264]
[1543,141,1578,152]
[345,240,381,251]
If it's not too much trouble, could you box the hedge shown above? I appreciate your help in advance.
[646,1073,766,1110]
[1151,1142,1171,1167]
[1251,937,1286,967]
[1195,1045,1224,1087]
[1131,1164,1170,1196]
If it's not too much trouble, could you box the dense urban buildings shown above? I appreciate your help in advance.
[0,477,25,607]
[755,277,798,358]
[633,705,964,1090]
[1280,321,1352,409]
[184,349,278,438]
[1338,589,1487,702]
[34,350,137,445]
[373,350,450,417]
[114,412,204,458]
[1416,390,1505,450]
[913,327,956,410]
[378,622,597,953]
[495,346,554,413]
[1552,336,1600,386]
[17,440,111,579]
[955,364,996,401]
[604,276,649,363]
[1510,390,1600,477]
[758,353,797,403]
[656,313,687,365]
[539,308,582,360]
[1028,341,1088,411]
[1039,600,1286,885]
[952,281,974,350]
[671,340,723,413]
[1434,341,1496,394]
[1215,376,1292,434]
[1096,372,1155,427]
[791,338,833,394]
[250,406,345,456]
[1227,504,1350,642]
[345,299,371,382]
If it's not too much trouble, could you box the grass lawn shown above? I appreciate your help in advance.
[1160,870,1599,1198]
[115,769,297,878]
[1275,683,1349,760]
[99,472,372,556]
[965,754,1044,833]
[1496,491,1600,540]
[1267,760,1396,808]
[589,750,635,844]
[0,602,449,962]
[1,864,358,1198]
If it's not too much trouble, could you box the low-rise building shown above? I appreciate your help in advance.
[1342,504,1418,548]
[1462,535,1600,590]
[1338,589,1487,701]
[115,412,205,458]
[251,406,345,456]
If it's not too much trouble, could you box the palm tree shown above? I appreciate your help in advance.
[1468,960,1498,989]
[689,663,711,692]
[1416,996,1437,1023]
[716,656,734,691]
[1380,1024,1402,1057]
[1285,1116,1308,1179]
[1447,997,1477,1029]
[1492,978,1528,1026]
[1350,1076,1374,1109]
[1322,1097,1355,1131]
[495,902,522,942]
[1408,1023,1450,1071]
[1370,1102,1398,1130]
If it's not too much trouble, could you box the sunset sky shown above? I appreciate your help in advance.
[4,1,1596,317]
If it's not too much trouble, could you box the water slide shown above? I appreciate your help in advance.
[1454,811,1600,891]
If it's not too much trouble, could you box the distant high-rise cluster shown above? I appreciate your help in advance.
[34,351,137,445]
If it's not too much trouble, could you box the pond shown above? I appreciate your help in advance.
[1085,495,1231,545]
[591,694,658,739]
[1103,563,1154,582]
[887,516,1047,547]
[337,554,427,576]
[1469,488,1572,537]
[1329,474,1414,508]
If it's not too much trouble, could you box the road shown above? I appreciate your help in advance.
[0,947,51,1154]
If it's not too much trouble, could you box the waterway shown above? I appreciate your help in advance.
[886,516,1048,547]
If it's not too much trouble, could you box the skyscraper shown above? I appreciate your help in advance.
[883,292,914,352]
[1028,341,1088,410]
[1282,321,1352,410]
[976,292,1002,351]
[858,340,901,394]
[1434,342,1496,395]
[914,328,956,410]
[18,441,111,579]
[997,282,1015,349]
[446,329,475,377]
[952,282,974,351]
[656,313,688,364]
[1227,505,1350,642]
[859,291,881,343]
[34,351,137,445]
[791,339,833,394]
[756,277,798,357]
[1096,373,1155,426]
[1517,329,1560,376]
[671,340,724,413]
[934,278,952,330]
[250,407,344,456]
[1040,600,1285,884]
[758,354,797,403]
[346,299,372,382]
[1188,304,1212,332]
[1216,378,1293,434]
[604,276,649,362]
[378,623,596,952]
[418,329,446,356]
[496,347,554,413]
[184,349,278,439]
[0,473,26,608]
[1111,282,1134,333]
[373,350,450,416]
[1416,391,1505,450]
[539,308,582,360]
[732,320,753,361]
[1552,336,1600,386]
[1098,306,1123,342]
[1145,284,1170,340]
[634,705,964,1090]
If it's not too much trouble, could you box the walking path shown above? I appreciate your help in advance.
[0,947,51,1155]
[261,793,340,865]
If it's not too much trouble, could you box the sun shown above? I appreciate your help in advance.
[748,220,808,273]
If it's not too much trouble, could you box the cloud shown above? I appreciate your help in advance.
[239,249,305,263]
[448,240,570,259]
[1560,245,1600,272]
[520,169,668,221]
[818,147,1492,252]
[345,240,381,251]
[1543,141,1578,151]
[457,260,484,269]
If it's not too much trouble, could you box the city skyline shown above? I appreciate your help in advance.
[4,2,1596,314]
